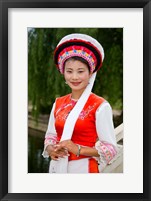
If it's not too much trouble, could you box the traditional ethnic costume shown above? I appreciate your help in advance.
[42,33,117,173]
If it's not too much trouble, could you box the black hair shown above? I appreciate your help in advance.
[64,56,90,72]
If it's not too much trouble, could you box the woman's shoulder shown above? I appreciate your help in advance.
[90,93,106,103]
[90,94,112,113]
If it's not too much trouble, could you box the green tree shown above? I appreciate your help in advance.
[28,28,123,119]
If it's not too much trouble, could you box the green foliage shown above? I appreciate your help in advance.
[28,28,123,118]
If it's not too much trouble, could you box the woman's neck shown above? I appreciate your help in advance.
[71,89,84,100]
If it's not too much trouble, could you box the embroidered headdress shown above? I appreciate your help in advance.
[54,33,104,74]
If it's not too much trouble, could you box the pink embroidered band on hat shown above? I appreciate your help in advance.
[58,45,97,74]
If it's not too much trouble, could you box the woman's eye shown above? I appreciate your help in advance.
[66,71,72,73]
[78,71,84,73]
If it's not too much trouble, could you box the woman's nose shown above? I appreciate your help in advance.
[72,73,78,80]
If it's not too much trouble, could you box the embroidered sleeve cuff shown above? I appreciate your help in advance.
[95,140,117,170]
[42,135,57,158]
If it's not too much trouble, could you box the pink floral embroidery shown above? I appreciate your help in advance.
[79,104,96,120]
[44,135,57,145]
[55,103,73,115]
[99,141,117,163]
[55,101,97,121]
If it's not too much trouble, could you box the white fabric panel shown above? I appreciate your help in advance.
[67,158,89,173]
[42,102,56,158]
[45,102,56,136]
[49,158,89,173]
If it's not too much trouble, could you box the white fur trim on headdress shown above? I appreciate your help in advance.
[57,33,104,61]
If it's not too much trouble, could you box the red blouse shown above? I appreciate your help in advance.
[54,93,105,147]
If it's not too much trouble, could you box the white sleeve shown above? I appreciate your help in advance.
[42,102,57,158]
[95,101,117,171]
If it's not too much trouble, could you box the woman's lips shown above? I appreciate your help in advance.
[70,82,81,86]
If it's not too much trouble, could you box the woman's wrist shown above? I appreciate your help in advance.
[46,144,54,155]
[79,146,99,157]
[76,145,81,157]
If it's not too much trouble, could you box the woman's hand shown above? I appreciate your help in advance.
[54,140,79,155]
[46,144,69,161]
[54,141,100,157]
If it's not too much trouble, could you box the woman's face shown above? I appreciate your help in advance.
[64,59,92,93]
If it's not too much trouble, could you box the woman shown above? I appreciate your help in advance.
[42,33,117,173]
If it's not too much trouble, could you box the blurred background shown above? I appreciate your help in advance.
[28,28,123,173]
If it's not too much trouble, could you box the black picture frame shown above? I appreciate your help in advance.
[0,0,151,201]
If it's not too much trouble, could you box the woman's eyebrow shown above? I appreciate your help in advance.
[78,68,85,70]
[65,68,73,70]
[65,67,85,70]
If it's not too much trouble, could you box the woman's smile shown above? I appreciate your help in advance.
[70,82,82,86]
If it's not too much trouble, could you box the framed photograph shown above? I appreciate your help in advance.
[0,0,150,201]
